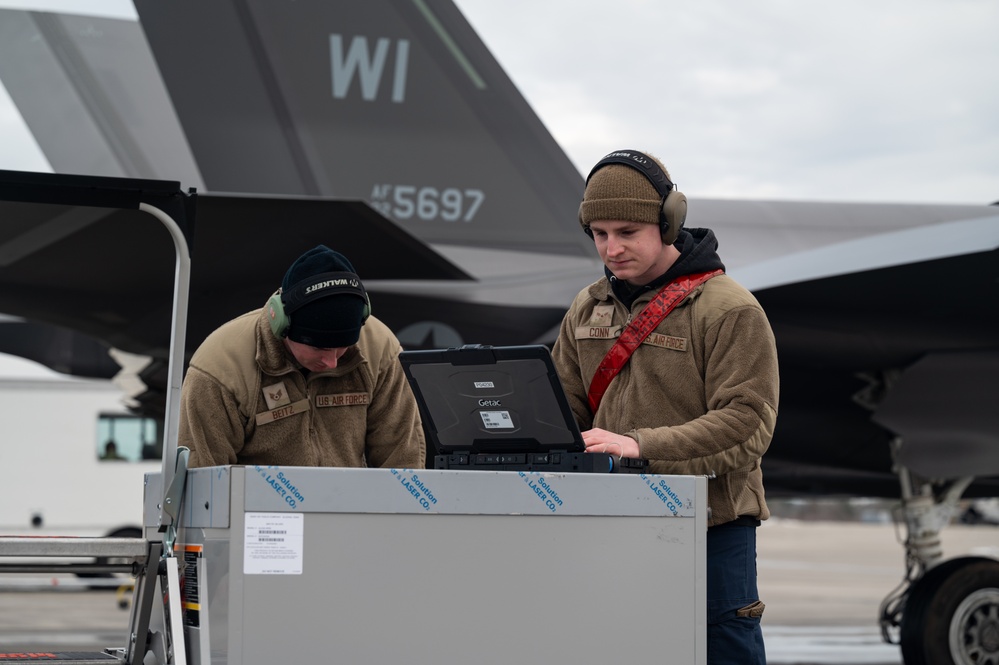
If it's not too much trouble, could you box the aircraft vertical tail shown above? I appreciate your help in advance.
[0,9,203,187]
[131,0,592,258]
[0,1,602,355]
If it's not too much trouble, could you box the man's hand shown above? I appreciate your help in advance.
[582,428,639,458]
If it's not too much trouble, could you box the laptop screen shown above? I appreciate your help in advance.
[399,345,585,455]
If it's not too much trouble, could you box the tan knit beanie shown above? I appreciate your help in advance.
[578,154,671,229]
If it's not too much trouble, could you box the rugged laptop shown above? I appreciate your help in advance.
[400,344,647,473]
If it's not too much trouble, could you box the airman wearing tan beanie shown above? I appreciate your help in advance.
[578,151,687,245]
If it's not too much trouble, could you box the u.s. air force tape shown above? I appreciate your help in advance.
[315,392,370,407]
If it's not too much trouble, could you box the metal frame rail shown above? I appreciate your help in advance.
[0,170,197,665]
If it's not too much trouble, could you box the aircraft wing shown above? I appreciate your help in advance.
[0,315,120,379]
[0,170,471,412]
[715,200,999,496]
[0,8,202,187]
[0,179,468,351]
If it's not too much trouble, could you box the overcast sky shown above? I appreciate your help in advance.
[1,0,997,205]
[1,0,997,376]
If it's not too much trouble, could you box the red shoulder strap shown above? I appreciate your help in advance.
[586,269,722,414]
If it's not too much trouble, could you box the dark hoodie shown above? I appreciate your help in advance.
[609,228,726,307]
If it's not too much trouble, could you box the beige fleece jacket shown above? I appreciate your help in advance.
[552,274,779,527]
[179,306,425,470]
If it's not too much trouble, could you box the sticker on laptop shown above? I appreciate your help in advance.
[479,410,514,429]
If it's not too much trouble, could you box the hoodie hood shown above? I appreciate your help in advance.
[609,227,726,306]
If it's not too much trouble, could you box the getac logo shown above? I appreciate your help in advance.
[478,399,501,407]
[305,278,358,294]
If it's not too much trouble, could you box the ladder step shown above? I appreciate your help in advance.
[0,653,121,663]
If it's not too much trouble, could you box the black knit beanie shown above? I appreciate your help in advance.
[280,245,367,348]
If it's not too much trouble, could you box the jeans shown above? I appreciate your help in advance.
[706,523,766,664]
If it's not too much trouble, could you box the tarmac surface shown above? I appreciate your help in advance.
[1,518,997,664]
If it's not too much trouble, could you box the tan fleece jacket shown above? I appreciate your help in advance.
[179,306,425,469]
[552,274,779,527]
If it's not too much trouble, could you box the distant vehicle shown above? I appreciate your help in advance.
[0,376,159,541]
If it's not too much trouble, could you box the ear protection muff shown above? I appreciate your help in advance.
[267,271,371,339]
[581,149,687,245]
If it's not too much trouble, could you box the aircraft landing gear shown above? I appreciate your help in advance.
[878,439,999,664]
[900,556,999,665]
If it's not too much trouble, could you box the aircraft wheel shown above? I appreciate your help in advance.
[900,556,999,665]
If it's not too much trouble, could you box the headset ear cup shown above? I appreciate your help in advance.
[267,292,290,338]
[660,190,687,245]
[362,293,371,323]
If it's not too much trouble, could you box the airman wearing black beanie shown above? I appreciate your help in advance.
[179,244,424,471]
